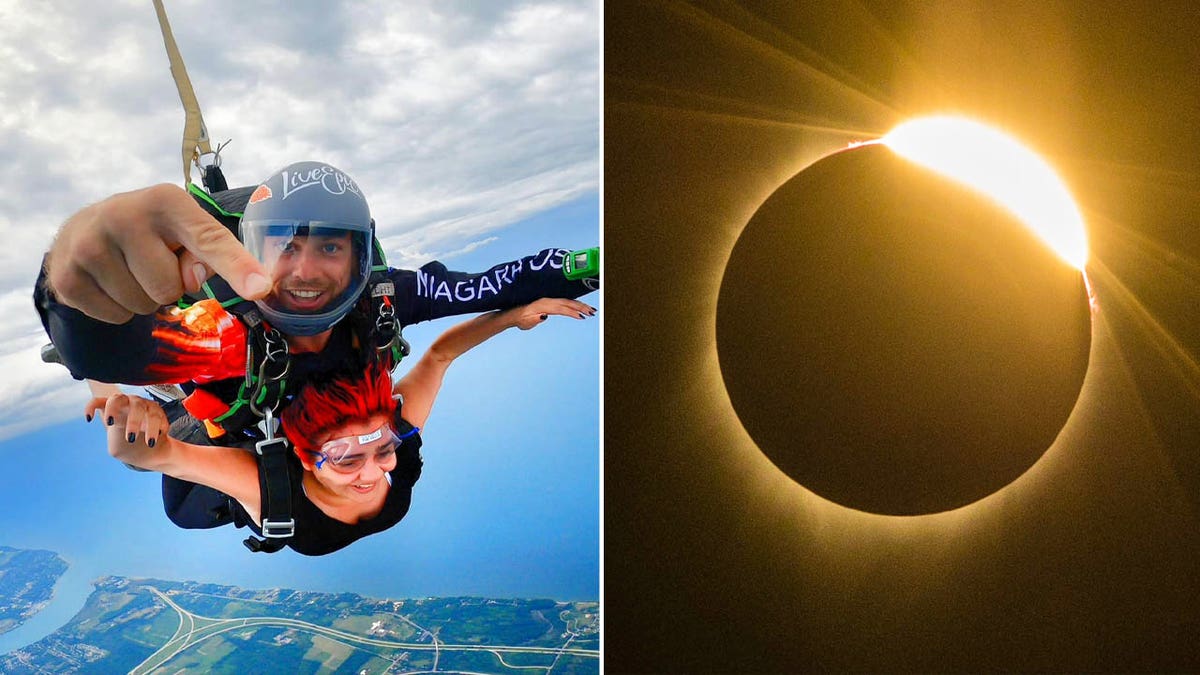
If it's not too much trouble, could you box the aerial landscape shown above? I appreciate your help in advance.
[0,547,598,674]
[0,547,68,637]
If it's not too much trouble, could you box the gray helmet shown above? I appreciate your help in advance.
[239,161,374,336]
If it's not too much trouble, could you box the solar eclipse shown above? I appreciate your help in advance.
[717,117,1092,515]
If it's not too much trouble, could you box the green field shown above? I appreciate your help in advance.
[0,576,598,674]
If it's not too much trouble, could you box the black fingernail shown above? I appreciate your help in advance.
[127,432,136,443]
[85,414,92,423]
[147,437,156,448]
[578,312,585,318]
[106,417,114,426]
[540,314,548,320]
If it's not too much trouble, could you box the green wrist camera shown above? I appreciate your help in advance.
[563,247,600,280]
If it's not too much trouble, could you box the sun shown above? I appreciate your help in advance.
[876,115,1089,271]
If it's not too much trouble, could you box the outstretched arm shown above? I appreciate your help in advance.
[394,297,595,430]
[86,393,264,523]
[393,248,599,326]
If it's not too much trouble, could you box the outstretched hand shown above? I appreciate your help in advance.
[85,393,169,453]
[512,297,597,330]
[46,184,271,323]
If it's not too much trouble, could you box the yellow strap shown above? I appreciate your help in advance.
[152,0,212,186]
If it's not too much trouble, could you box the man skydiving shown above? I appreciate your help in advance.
[36,160,598,440]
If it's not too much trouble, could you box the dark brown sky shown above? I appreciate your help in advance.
[605,1,1200,671]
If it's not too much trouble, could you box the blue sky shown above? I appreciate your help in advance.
[0,0,599,640]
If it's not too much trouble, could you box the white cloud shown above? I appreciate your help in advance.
[0,0,598,436]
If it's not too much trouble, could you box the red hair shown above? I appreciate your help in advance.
[281,361,396,454]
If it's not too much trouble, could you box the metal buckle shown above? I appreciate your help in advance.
[255,436,290,456]
[261,518,296,539]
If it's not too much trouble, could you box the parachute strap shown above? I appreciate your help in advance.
[365,226,406,362]
[170,273,294,439]
[152,0,212,188]
[216,316,294,555]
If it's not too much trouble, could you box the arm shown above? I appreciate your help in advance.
[38,296,248,385]
[88,393,264,523]
[390,247,599,327]
[394,297,595,429]
[36,284,160,383]
[36,183,265,382]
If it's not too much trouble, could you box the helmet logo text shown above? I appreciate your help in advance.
[280,165,362,200]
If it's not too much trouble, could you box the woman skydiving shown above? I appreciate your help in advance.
[86,297,591,555]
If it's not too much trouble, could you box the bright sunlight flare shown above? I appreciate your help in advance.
[879,116,1089,271]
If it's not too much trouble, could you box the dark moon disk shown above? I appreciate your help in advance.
[717,143,1092,515]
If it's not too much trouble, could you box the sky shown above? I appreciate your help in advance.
[0,0,598,440]
[0,0,599,634]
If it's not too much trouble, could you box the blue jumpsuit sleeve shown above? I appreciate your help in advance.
[388,247,597,326]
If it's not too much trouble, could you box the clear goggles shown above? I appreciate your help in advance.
[309,422,417,473]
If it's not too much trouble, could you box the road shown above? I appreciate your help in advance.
[130,586,597,674]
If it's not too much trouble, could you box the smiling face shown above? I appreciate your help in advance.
[300,414,398,503]
[262,232,355,314]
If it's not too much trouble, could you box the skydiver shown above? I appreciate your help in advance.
[89,297,589,555]
[36,161,598,440]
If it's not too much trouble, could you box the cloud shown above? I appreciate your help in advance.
[0,0,598,436]
[383,236,501,270]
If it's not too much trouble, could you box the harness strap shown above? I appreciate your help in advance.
[152,4,293,553]
[240,407,294,553]
[174,292,293,554]
[244,445,294,550]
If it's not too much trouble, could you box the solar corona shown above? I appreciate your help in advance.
[716,116,1093,516]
